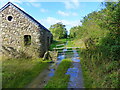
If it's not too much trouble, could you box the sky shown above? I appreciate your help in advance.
[0,0,110,33]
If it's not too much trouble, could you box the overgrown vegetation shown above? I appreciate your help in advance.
[79,49,119,88]
[2,58,50,88]
[45,59,72,88]
[69,2,119,88]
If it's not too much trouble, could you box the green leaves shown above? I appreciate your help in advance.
[49,22,67,40]
[69,2,119,88]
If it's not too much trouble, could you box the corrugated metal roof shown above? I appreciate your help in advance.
[0,2,51,32]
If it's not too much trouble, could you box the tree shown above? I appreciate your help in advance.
[69,1,120,60]
[99,1,120,60]
[69,26,81,38]
[49,22,67,40]
[70,11,108,49]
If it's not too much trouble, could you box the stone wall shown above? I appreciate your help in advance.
[0,5,52,59]
[43,51,58,61]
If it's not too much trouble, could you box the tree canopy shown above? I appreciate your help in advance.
[69,1,120,61]
[69,2,119,88]
[49,22,67,40]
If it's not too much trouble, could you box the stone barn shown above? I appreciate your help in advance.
[0,2,53,58]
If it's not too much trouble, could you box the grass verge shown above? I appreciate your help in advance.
[2,58,50,88]
[49,39,66,50]
[79,49,119,88]
[44,59,72,88]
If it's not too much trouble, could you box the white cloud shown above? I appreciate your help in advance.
[64,2,74,9]
[40,8,48,13]
[39,17,81,30]
[57,10,69,16]
[26,2,31,6]
[39,17,60,27]
[72,12,78,16]
[72,0,79,7]
[63,0,80,9]
[57,10,78,16]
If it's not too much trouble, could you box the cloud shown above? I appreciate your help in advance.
[39,17,81,30]
[63,0,80,9]
[72,12,78,16]
[39,17,60,27]
[71,0,79,7]
[57,10,78,16]
[64,2,74,9]
[40,8,48,13]
[57,10,69,16]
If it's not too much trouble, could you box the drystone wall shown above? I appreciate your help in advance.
[0,5,52,59]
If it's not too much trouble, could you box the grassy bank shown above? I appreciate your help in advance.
[45,59,72,88]
[67,39,119,88]
[79,49,119,88]
[66,39,119,88]
[66,39,85,49]
[2,58,50,88]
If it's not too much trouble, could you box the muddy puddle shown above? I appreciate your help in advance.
[26,48,66,88]
[48,49,65,77]
[26,47,84,88]
[66,49,84,88]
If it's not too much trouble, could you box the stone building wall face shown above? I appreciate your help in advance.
[0,5,48,58]
[38,30,52,57]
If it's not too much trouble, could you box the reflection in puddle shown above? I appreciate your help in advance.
[63,48,67,52]
[48,68,55,77]
[66,49,84,88]
[48,48,84,88]
[72,57,80,62]
[48,49,66,77]
[72,50,80,62]
[73,50,80,58]
[66,67,79,87]
[57,54,65,61]
[66,67,79,78]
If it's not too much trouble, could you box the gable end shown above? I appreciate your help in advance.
[0,2,50,32]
